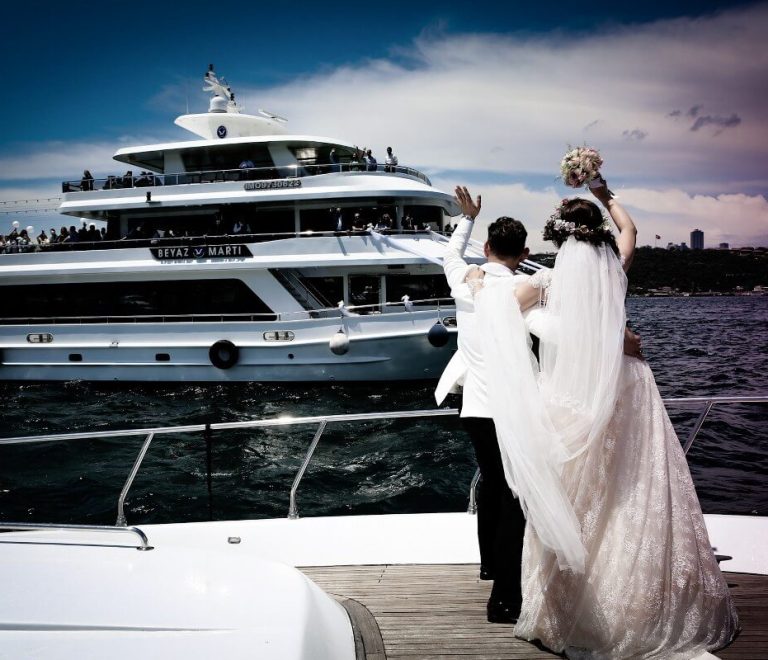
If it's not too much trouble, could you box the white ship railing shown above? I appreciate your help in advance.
[62,162,433,192]
[0,297,458,325]
[0,396,764,534]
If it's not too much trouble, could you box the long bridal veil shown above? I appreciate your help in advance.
[476,277,585,572]
[538,238,627,461]
[474,237,627,573]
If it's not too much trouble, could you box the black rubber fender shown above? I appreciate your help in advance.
[209,340,239,369]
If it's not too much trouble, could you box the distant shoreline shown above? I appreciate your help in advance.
[628,291,767,298]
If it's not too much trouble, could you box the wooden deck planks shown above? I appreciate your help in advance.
[301,564,768,659]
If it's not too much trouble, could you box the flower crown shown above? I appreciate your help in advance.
[542,199,615,246]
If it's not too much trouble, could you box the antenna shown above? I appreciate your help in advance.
[202,65,242,113]
[258,109,288,123]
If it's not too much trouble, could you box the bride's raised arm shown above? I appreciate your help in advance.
[590,182,637,271]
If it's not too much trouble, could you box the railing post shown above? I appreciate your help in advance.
[288,420,327,520]
[683,400,714,454]
[467,468,481,514]
[116,432,155,527]
[205,423,213,521]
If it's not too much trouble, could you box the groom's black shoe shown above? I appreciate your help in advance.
[486,599,521,624]
[479,565,494,580]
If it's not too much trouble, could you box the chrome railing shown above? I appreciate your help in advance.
[0,522,153,550]
[0,297,456,326]
[0,397,763,526]
[62,162,432,193]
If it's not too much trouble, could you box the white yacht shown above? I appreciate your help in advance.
[0,67,489,382]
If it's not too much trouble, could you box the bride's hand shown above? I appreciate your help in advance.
[465,265,485,296]
[589,176,612,206]
[465,265,485,283]
[623,328,644,360]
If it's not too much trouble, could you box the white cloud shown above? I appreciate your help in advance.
[0,184,65,233]
[436,180,768,252]
[1,5,766,247]
[619,187,768,248]
[241,5,768,194]
[0,132,180,182]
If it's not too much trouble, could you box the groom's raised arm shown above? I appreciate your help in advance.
[444,186,482,290]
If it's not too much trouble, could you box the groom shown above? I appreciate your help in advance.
[437,186,643,624]
[436,186,531,624]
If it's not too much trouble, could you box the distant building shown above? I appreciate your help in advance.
[719,242,730,249]
[691,228,704,250]
[680,242,689,250]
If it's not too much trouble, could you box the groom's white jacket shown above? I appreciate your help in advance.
[435,216,529,417]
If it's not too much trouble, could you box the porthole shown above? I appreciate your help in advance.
[27,333,53,344]
[263,331,295,342]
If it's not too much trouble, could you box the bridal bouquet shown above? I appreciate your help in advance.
[560,146,603,188]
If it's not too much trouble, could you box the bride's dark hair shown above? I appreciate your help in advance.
[543,198,619,254]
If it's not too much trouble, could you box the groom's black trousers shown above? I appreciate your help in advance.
[461,416,527,605]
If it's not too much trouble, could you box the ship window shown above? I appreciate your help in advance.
[0,280,275,321]
[225,205,294,235]
[300,207,343,232]
[180,145,274,173]
[292,147,317,163]
[385,274,451,305]
[68,353,83,362]
[348,275,381,312]
[404,205,444,231]
[299,204,395,232]
[155,353,171,361]
[298,276,343,307]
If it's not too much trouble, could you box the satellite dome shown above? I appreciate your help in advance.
[209,96,228,113]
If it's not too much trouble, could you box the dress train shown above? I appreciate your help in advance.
[514,358,739,659]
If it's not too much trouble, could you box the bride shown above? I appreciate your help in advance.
[468,181,738,658]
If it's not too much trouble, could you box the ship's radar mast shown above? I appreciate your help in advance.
[174,66,289,138]
[203,64,242,114]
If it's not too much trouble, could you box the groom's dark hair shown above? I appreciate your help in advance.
[487,217,527,258]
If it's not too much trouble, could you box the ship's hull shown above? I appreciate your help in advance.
[0,311,456,382]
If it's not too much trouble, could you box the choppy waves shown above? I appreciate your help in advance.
[1,296,766,524]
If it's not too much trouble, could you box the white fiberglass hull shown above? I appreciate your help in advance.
[0,311,456,382]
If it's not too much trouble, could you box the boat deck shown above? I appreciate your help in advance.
[301,564,767,659]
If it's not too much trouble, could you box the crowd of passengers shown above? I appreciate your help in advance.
[64,169,160,192]
[331,208,435,232]
[326,146,399,173]
[1,206,449,253]
[1,221,106,252]
[65,146,403,192]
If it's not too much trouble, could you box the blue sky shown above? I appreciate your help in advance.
[2,0,766,249]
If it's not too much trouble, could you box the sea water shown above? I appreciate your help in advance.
[0,296,766,525]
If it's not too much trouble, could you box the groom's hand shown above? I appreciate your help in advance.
[455,186,482,219]
[623,328,644,360]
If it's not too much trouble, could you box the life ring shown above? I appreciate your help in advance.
[209,340,239,369]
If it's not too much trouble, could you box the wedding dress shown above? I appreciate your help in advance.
[514,354,739,658]
[476,238,738,658]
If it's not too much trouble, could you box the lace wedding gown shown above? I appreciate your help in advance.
[513,268,739,659]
